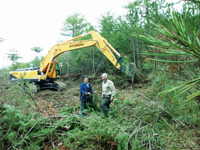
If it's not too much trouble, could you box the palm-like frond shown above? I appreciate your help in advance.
[137,9,200,101]
[146,58,198,63]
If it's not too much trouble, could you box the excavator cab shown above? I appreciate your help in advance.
[55,62,61,77]
[47,61,61,79]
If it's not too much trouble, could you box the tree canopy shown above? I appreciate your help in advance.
[61,12,88,37]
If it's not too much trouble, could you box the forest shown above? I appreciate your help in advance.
[0,0,200,149]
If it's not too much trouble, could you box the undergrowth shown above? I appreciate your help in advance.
[0,82,200,150]
[0,69,200,149]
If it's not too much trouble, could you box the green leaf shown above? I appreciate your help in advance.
[147,58,198,63]
[186,90,200,102]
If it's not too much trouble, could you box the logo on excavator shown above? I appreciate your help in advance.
[69,43,84,48]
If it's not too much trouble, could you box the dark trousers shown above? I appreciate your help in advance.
[100,95,111,117]
[81,96,95,115]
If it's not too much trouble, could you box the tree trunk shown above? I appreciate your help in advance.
[133,40,136,65]
[92,47,95,74]
[136,39,141,72]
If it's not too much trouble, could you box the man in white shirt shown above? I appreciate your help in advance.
[100,73,116,118]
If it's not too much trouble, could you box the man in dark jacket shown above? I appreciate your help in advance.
[79,75,95,115]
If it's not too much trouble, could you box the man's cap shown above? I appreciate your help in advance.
[83,75,88,79]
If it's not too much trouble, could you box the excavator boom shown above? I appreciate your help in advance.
[9,31,125,92]
[40,31,122,73]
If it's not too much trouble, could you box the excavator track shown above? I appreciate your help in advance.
[34,81,66,92]
[54,81,66,91]
[27,83,38,93]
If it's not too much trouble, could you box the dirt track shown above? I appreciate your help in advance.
[33,74,106,111]
[30,74,149,116]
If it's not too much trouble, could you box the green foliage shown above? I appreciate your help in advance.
[0,104,45,149]
[0,37,5,43]
[139,11,200,60]
[138,4,200,101]
[31,56,44,67]
[61,12,88,37]
[94,78,101,84]
[19,62,31,69]
[7,49,22,64]
[31,46,43,53]
[1,82,199,149]
[0,68,9,81]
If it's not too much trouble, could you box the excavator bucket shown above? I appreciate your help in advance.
[125,62,135,84]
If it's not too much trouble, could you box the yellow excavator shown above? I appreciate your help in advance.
[9,31,125,92]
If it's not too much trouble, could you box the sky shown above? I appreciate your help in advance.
[0,0,182,69]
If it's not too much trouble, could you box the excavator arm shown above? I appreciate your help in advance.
[40,31,123,74]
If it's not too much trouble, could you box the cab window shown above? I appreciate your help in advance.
[55,63,60,76]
